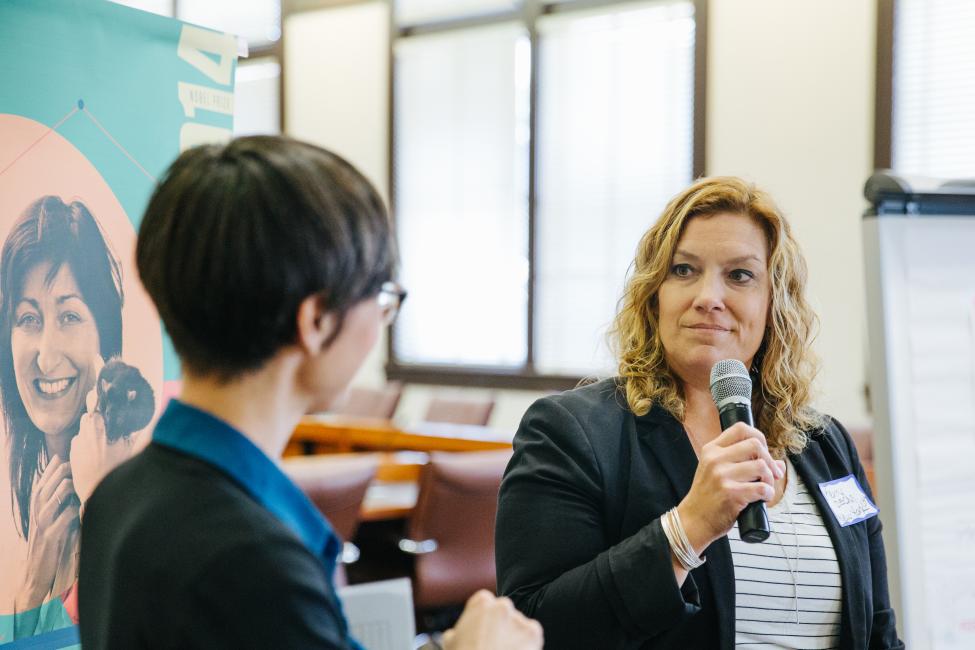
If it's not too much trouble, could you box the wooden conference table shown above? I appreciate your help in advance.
[287,415,514,520]
[287,416,879,521]
[290,414,513,455]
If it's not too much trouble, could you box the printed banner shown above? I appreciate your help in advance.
[0,1,236,644]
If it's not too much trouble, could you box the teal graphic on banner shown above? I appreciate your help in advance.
[0,0,236,643]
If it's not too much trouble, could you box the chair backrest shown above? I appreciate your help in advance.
[335,382,403,419]
[282,454,379,541]
[846,426,877,496]
[406,449,512,609]
[423,396,494,426]
[846,426,874,463]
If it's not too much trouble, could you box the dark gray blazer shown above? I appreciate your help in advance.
[79,445,352,649]
[496,379,903,649]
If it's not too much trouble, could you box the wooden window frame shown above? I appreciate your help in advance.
[874,0,894,170]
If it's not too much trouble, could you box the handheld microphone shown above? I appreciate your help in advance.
[709,359,770,543]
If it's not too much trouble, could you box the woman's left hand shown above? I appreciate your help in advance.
[69,388,139,508]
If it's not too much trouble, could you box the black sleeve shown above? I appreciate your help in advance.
[830,417,905,650]
[178,536,353,649]
[496,397,701,649]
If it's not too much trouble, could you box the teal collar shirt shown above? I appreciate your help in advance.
[153,399,363,650]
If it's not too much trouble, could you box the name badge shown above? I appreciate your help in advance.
[818,475,879,527]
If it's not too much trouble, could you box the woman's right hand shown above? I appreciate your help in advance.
[442,590,544,650]
[676,423,785,554]
[14,455,80,612]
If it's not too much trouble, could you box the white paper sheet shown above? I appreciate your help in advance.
[902,218,975,649]
[338,578,415,650]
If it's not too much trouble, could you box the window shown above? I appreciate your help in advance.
[178,0,281,50]
[394,0,518,25]
[234,58,281,136]
[393,24,530,368]
[885,0,975,177]
[389,0,704,388]
[535,3,695,375]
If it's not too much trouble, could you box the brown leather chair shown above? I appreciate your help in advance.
[846,426,876,497]
[398,449,513,610]
[423,396,495,426]
[334,382,403,419]
[847,426,874,463]
[282,454,379,578]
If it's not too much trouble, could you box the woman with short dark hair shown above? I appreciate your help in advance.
[134,137,396,381]
[79,136,543,650]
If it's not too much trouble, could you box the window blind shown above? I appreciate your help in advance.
[394,0,518,26]
[534,0,695,374]
[393,23,531,367]
[892,0,975,178]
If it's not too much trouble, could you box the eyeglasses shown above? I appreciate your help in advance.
[377,281,408,326]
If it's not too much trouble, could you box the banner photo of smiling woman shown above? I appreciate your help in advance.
[0,196,152,636]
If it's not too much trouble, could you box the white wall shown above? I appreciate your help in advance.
[707,0,876,428]
[285,1,390,202]
[285,0,877,432]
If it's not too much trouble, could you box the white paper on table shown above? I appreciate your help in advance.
[338,577,415,650]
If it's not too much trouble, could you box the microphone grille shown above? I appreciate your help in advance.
[709,359,752,406]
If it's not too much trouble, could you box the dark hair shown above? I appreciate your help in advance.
[1,196,124,537]
[136,135,396,380]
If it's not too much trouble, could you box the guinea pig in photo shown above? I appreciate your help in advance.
[96,359,156,442]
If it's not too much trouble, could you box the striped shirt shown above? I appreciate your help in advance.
[728,458,842,649]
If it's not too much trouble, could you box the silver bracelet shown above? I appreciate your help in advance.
[661,508,706,570]
[664,508,705,570]
[671,509,706,569]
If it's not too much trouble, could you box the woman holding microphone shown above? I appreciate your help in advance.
[495,177,903,649]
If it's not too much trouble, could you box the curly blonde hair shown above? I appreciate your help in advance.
[611,177,822,455]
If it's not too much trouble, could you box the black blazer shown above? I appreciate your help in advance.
[79,444,352,649]
[496,379,903,649]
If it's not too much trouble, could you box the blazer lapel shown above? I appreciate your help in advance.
[633,409,736,650]
[791,438,863,649]
[632,408,695,501]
